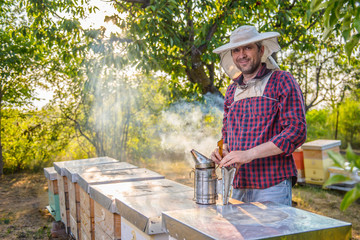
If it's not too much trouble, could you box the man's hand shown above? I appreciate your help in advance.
[218,150,253,168]
[218,142,283,168]
[210,144,229,165]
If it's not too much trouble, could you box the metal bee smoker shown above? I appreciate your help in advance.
[190,149,236,205]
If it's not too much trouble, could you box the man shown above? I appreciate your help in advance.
[211,25,307,206]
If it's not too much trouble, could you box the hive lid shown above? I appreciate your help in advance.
[53,157,119,176]
[162,202,352,240]
[89,179,193,214]
[63,161,137,183]
[77,168,165,193]
[44,167,57,180]
[301,140,341,150]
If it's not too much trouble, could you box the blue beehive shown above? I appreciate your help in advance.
[44,167,61,221]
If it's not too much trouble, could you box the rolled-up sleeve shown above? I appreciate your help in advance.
[270,72,307,155]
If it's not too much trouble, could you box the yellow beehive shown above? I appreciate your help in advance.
[302,139,341,185]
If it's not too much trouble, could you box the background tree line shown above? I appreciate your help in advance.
[1,0,359,174]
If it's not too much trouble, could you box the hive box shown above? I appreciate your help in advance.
[63,161,137,240]
[89,179,193,240]
[44,167,61,221]
[326,166,360,191]
[292,148,305,182]
[115,191,198,240]
[162,201,352,240]
[302,140,341,185]
[77,168,165,240]
[53,157,120,234]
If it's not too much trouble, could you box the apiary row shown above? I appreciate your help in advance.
[44,149,352,240]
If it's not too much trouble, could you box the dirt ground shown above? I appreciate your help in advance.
[0,172,359,239]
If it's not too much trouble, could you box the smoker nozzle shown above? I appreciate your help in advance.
[190,149,215,168]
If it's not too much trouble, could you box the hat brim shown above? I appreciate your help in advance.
[217,37,281,79]
[213,32,280,54]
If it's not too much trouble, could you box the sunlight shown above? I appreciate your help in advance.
[80,0,122,37]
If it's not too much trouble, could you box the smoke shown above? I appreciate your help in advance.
[159,93,224,164]
[83,43,225,165]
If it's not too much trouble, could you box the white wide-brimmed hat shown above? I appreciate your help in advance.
[213,25,281,79]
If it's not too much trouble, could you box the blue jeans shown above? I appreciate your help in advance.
[232,178,292,206]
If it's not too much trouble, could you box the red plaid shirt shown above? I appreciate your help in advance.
[223,64,306,189]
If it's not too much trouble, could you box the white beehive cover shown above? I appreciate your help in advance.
[301,140,341,150]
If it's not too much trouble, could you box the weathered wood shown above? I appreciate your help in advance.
[95,223,113,240]
[57,174,70,232]
[79,185,95,240]
[68,178,81,239]
[94,200,121,240]
[81,225,91,240]
[47,179,59,194]
[303,146,340,160]
[302,140,341,185]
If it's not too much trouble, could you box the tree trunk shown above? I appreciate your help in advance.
[335,108,339,139]
[186,52,223,99]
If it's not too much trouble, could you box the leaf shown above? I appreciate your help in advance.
[342,29,351,41]
[322,27,333,40]
[340,183,360,211]
[354,17,360,35]
[345,34,360,59]
[345,144,359,164]
[310,0,327,13]
[323,174,352,187]
[328,150,347,168]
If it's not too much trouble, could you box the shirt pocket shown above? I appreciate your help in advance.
[250,96,279,117]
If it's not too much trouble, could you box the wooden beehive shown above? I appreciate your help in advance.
[79,186,95,240]
[89,179,192,240]
[57,173,70,233]
[77,168,164,240]
[62,161,137,240]
[93,201,122,240]
[302,139,341,185]
[44,167,61,221]
[53,157,120,236]
[68,178,81,239]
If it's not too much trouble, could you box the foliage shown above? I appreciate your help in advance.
[0,0,96,174]
[305,108,332,141]
[323,145,360,211]
[106,0,323,98]
[2,108,74,173]
[310,0,360,60]
[334,97,360,148]
[306,95,360,149]
[279,25,360,112]
[54,32,174,163]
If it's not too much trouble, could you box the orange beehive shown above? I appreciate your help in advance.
[292,148,305,182]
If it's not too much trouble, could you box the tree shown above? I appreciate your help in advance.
[310,0,360,59]
[2,107,74,173]
[1,1,41,175]
[281,36,359,112]
[104,0,322,98]
[0,0,94,175]
[51,32,173,161]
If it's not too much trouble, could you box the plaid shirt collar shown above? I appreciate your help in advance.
[234,63,272,85]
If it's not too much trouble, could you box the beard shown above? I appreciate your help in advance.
[234,56,262,75]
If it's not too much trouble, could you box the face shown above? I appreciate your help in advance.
[231,43,264,75]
